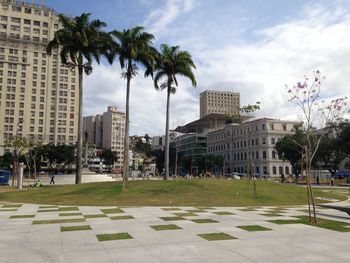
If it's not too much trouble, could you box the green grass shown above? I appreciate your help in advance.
[160,216,186,221]
[0,209,18,212]
[198,232,237,241]
[238,207,260,212]
[213,211,235,215]
[1,204,22,208]
[59,212,83,217]
[191,219,219,224]
[84,214,108,219]
[109,215,134,220]
[58,207,79,212]
[32,218,86,225]
[259,212,284,217]
[100,208,124,214]
[37,209,59,212]
[61,225,92,232]
[187,209,207,213]
[10,214,35,219]
[269,216,350,232]
[0,180,347,206]
[173,212,197,217]
[237,225,272,231]
[151,224,182,231]
[39,205,58,209]
[96,232,133,241]
[162,208,182,211]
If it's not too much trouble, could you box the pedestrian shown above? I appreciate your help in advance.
[316,175,320,185]
[330,177,334,186]
[50,174,55,185]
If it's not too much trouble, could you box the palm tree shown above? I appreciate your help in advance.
[149,44,196,180]
[47,13,112,184]
[110,26,156,190]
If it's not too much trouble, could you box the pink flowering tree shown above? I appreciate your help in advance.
[286,70,348,223]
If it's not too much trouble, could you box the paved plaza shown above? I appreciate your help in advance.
[0,203,349,263]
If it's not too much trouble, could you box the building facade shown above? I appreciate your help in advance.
[83,106,125,168]
[207,118,298,177]
[200,90,240,118]
[0,0,79,154]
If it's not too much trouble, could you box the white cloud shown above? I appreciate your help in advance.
[143,0,195,35]
[83,2,350,136]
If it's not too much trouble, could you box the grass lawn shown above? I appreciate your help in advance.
[0,180,347,206]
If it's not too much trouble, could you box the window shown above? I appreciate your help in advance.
[262,137,266,145]
[271,138,276,144]
[262,124,265,130]
[263,151,267,159]
[11,17,20,23]
[279,166,283,175]
[33,20,40,26]
[285,167,290,175]
[273,166,277,175]
[283,124,287,131]
[24,19,30,25]
[263,166,267,175]
[272,151,276,159]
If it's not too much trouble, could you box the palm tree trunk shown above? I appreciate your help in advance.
[164,85,171,180]
[75,66,83,184]
[122,74,131,190]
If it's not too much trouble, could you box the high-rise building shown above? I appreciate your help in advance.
[200,90,240,118]
[83,106,125,168]
[0,0,79,154]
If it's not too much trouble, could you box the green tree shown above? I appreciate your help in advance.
[110,26,156,190]
[47,13,111,184]
[151,149,165,175]
[100,149,118,172]
[149,44,196,180]
[134,140,152,157]
[0,152,12,169]
[275,125,306,183]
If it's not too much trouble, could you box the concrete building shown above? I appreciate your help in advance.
[0,0,79,154]
[207,118,298,177]
[200,90,240,118]
[83,106,125,168]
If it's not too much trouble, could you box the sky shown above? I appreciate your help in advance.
[43,0,350,136]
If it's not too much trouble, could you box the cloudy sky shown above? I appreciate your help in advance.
[44,0,350,135]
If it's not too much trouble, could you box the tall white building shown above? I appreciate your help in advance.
[200,90,240,118]
[0,0,79,154]
[207,118,299,177]
[83,106,125,168]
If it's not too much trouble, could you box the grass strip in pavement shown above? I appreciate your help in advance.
[238,207,259,212]
[10,214,35,219]
[32,218,85,225]
[151,224,182,231]
[0,209,18,212]
[109,215,134,220]
[259,212,284,217]
[198,232,237,241]
[237,225,272,231]
[187,209,207,213]
[39,205,58,209]
[84,214,108,219]
[213,211,235,215]
[61,225,92,232]
[160,216,186,221]
[173,212,197,217]
[195,207,215,210]
[96,232,133,241]
[38,209,59,212]
[192,219,219,224]
[101,208,124,214]
[58,207,79,212]
[2,204,22,208]
[162,208,182,211]
[59,212,83,217]
[269,216,350,232]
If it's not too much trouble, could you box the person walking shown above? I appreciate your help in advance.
[50,175,55,185]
